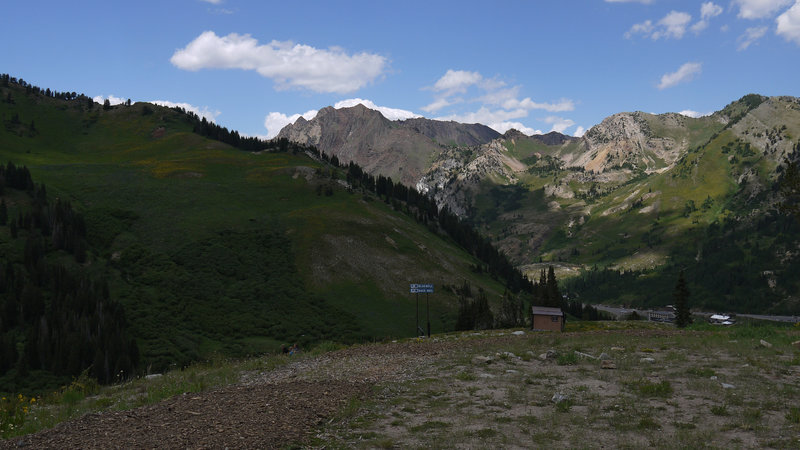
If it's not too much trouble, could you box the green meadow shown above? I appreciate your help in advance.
[0,83,504,385]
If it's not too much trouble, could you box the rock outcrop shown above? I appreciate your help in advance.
[277,104,499,185]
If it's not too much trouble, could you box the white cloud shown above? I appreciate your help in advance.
[263,109,318,138]
[692,2,724,32]
[333,98,420,121]
[93,94,126,106]
[434,107,551,135]
[436,106,526,125]
[431,70,484,95]
[776,1,800,45]
[738,26,769,49]
[544,116,576,134]
[264,99,419,138]
[494,122,543,136]
[691,21,709,33]
[657,62,702,89]
[627,11,692,39]
[573,126,586,137]
[626,20,654,38]
[734,0,792,19]
[422,97,457,113]
[502,97,575,112]
[701,2,724,19]
[655,11,693,39]
[171,31,387,94]
[678,109,712,118]
[151,100,221,123]
[423,69,577,136]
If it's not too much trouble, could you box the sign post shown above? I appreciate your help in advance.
[410,284,434,337]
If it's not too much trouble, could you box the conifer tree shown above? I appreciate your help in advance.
[779,151,800,221]
[473,288,494,330]
[0,198,7,225]
[546,266,562,309]
[674,270,691,328]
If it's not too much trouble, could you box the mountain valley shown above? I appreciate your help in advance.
[278,94,800,314]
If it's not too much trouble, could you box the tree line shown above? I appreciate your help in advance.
[316,152,536,295]
[1,162,139,391]
[160,96,536,297]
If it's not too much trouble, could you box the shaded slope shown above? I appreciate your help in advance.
[0,78,506,376]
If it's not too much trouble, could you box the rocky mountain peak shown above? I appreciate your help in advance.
[276,104,500,185]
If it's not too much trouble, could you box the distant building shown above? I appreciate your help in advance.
[648,308,676,323]
[531,306,564,332]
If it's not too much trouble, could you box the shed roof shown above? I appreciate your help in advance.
[531,306,563,316]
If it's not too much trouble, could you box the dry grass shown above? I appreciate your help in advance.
[319,325,800,449]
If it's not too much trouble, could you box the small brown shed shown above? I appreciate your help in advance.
[531,306,565,332]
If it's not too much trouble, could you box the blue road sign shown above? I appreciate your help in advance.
[410,283,434,294]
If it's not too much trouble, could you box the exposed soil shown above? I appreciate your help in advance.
[1,340,452,449]
[4,380,368,449]
[3,329,799,449]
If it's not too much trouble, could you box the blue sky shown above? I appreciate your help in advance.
[3,0,799,138]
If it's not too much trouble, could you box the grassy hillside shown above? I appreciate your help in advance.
[0,78,506,388]
[456,96,800,314]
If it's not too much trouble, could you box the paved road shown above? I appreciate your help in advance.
[594,304,799,324]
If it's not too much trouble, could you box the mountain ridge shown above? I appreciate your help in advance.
[277,103,500,185]
[277,93,800,314]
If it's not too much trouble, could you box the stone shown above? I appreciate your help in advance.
[721,383,735,389]
[546,349,559,359]
[611,347,625,351]
[551,393,569,404]
[640,357,655,363]
[512,330,525,336]
[601,360,617,369]
[599,352,611,360]
[760,339,773,348]
[792,340,800,350]
[472,356,493,365]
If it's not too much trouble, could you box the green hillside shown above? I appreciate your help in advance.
[452,96,800,314]
[0,76,507,391]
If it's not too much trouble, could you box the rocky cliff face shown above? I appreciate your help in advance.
[416,139,524,217]
[275,94,800,275]
[398,117,500,147]
[278,96,798,224]
[562,112,687,174]
[276,104,499,185]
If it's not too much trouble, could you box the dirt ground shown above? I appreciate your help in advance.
[2,328,799,448]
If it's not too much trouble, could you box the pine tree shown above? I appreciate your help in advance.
[473,288,494,330]
[498,290,523,328]
[0,199,7,225]
[546,266,562,309]
[674,270,691,328]
[779,152,800,221]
